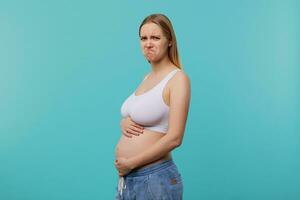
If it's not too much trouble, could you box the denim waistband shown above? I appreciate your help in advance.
[125,159,174,177]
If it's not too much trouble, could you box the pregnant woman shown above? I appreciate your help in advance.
[115,13,191,200]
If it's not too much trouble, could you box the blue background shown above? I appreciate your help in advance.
[0,0,299,199]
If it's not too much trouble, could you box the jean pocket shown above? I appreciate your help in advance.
[166,165,183,184]
[147,167,183,199]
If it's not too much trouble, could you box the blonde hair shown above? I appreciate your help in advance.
[139,14,182,69]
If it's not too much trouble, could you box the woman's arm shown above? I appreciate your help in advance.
[115,71,191,175]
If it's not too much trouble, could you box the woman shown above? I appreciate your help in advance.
[115,13,191,200]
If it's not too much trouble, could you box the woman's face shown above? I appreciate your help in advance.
[140,22,170,63]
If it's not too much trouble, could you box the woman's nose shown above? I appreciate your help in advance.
[145,40,152,47]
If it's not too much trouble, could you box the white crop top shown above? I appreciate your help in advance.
[121,69,181,133]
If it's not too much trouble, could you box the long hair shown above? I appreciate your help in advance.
[139,14,182,69]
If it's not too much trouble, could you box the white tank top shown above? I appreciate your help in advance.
[121,69,181,133]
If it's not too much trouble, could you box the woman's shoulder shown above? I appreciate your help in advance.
[167,69,191,101]
[168,69,190,94]
[173,69,190,85]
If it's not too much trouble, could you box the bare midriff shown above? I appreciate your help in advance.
[115,129,171,170]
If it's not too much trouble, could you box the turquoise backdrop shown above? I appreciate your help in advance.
[0,0,299,199]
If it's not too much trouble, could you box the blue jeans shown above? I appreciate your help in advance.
[115,159,183,200]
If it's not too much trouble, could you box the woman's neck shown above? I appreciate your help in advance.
[150,57,177,75]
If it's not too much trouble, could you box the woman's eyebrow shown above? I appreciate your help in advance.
[140,34,161,39]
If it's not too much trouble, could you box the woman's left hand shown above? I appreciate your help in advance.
[115,157,133,176]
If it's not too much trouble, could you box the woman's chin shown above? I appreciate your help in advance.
[145,58,158,63]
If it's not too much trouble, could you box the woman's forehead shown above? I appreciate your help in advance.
[140,23,163,35]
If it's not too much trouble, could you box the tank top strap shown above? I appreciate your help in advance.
[157,69,181,91]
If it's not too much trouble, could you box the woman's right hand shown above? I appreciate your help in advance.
[120,117,144,138]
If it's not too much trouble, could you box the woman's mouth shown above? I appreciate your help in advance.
[146,50,155,55]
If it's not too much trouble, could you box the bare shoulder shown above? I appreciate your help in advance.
[176,70,190,82]
[170,70,191,89]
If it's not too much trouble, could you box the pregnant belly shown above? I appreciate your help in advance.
[115,129,165,159]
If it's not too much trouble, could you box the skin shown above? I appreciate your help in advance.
[120,117,144,138]
[115,22,191,176]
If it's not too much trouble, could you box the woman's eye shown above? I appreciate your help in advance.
[152,37,160,40]
[140,37,146,41]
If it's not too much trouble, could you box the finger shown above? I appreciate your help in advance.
[131,123,144,130]
[127,118,144,130]
[127,128,140,136]
[123,131,132,137]
[122,130,132,138]
[129,125,143,134]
